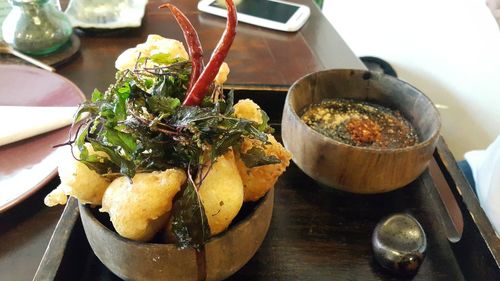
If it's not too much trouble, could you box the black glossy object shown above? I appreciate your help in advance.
[372,213,427,275]
[360,56,398,78]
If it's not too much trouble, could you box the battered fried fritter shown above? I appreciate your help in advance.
[232,98,292,201]
[115,34,189,71]
[45,145,111,206]
[199,150,244,236]
[100,169,186,242]
[44,185,68,207]
[233,99,263,124]
[236,134,292,202]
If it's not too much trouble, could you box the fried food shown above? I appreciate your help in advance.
[44,185,68,207]
[233,99,263,124]
[44,7,292,249]
[236,134,292,202]
[115,34,189,71]
[100,169,186,242]
[232,99,292,201]
[199,150,244,236]
[214,62,230,85]
[45,145,111,206]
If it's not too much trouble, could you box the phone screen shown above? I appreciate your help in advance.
[210,0,299,23]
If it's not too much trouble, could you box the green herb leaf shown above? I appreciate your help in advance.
[150,53,176,65]
[73,104,94,124]
[240,146,281,168]
[114,83,130,121]
[170,179,210,250]
[147,96,181,115]
[169,106,214,127]
[91,89,104,102]
[258,109,274,134]
[74,126,117,175]
[89,141,135,177]
[103,129,137,156]
[223,90,235,115]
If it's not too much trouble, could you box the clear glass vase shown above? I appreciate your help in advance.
[1,0,72,56]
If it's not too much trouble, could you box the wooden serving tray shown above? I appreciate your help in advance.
[34,88,500,281]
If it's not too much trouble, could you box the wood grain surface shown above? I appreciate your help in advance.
[54,0,364,95]
[4,1,496,281]
[0,34,80,67]
[0,1,365,280]
[282,69,440,193]
[36,95,468,280]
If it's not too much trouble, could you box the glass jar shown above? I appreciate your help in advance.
[1,0,72,56]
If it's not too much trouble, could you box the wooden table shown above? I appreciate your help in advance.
[0,1,366,280]
[59,0,364,94]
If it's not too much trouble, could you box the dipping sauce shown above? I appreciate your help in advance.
[301,98,419,148]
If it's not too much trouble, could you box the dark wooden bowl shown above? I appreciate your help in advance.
[282,69,440,193]
[79,189,274,281]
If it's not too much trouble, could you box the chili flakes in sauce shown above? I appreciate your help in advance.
[300,98,419,149]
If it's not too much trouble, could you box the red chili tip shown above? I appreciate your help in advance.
[160,2,204,95]
[182,0,237,106]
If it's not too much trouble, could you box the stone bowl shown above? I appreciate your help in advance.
[79,189,274,281]
[281,69,440,193]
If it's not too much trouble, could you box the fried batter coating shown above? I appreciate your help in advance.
[214,62,230,85]
[45,145,111,206]
[199,150,244,236]
[233,99,291,201]
[233,99,263,124]
[100,169,186,242]
[115,35,189,71]
[44,186,68,207]
[236,134,292,202]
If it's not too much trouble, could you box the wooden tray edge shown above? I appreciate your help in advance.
[32,88,500,280]
[33,197,80,281]
[434,137,500,278]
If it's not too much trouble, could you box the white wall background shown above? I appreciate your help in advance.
[321,0,500,159]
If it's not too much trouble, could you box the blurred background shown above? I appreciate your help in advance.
[2,0,500,159]
[320,0,500,159]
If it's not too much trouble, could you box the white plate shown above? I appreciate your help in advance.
[0,65,85,213]
[65,0,148,29]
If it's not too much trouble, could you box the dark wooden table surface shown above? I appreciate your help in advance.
[58,0,365,94]
[0,1,366,280]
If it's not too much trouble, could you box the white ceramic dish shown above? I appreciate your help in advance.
[65,0,148,29]
[0,65,85,213]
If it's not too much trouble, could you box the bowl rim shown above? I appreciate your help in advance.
[285,68,441,153]
[79,188,274,249]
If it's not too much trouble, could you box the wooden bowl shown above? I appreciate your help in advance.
[79,189,274,281]
[281,69,440,193]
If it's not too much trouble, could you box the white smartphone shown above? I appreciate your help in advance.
[198,0,311,32]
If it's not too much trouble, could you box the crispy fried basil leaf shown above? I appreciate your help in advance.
[208,118,261,160]
[169,106,215,127]
[103,129,137,156]
[115,83,130,121]
[258,109,274,134]
[91,89,104,102]
[240,147,281,168]
[89,141,135,177]
[147,96,180,115]
[171,180,210,250]
[224,90,235,115]
[74,126,117,175]
[149,53,177,65]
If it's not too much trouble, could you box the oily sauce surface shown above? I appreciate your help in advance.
[301,98,419,149]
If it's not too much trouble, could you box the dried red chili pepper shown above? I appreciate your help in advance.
[182,0,237,106]
[159,3,204,93]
